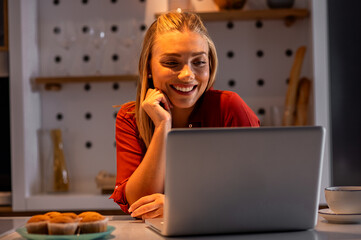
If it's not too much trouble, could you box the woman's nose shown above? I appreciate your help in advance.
[178,64,195,81]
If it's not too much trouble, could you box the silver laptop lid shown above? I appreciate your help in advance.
[163,126,325,236]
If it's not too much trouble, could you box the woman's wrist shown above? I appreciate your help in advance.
[155,119,172,134]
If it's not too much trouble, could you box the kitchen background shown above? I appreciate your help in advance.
[3,0,358,212]
[38,0,311,198]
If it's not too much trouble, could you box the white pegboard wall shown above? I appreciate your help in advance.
[40,81,137,194]
[205,11,313,125]
[38,0,146,194]
[37,0,313,194]
[39,0,147,77]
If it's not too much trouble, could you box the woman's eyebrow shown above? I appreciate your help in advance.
[160,53,181,57]
[191,51,207,57]
[160,52,207,57]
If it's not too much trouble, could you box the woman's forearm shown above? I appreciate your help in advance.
[125,121,170,206]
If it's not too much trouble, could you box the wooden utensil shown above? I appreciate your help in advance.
[294,77,311,126]
[282,46,306,126]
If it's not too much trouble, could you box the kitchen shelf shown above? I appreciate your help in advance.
[26,193,119,211]
[35,75,138,90]
[157,8,309,26]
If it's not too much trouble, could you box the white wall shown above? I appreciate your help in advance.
[9,0,41,210]
[311,0,331,204]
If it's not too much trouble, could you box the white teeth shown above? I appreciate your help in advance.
[173,85,194,92]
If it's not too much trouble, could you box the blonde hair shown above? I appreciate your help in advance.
[136,11,218,147]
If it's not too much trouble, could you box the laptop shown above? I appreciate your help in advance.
[146,126,326,236]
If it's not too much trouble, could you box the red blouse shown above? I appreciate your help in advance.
[110,89,260,213]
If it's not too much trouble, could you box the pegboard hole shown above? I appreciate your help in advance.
[53,0,60,5]
[113,83,119,90]
[227,51,234,58]
[114,112,118,119]
[227,21,234,29]
[258,108,266,115]
[256,50,264,58]
[82,0,89,5]
[84,83,91,91]
[286,78,290,84]
[82,26,89,34]
[53,27,61,34]
[111,25,118,33]
[85,141,92,149]
[112,54,119,62]
[228,79,236,87]
[56,113,63,121]
[285,49,293,57]
[54,55,62,63]
[139,0,145,2]
[140,24,147,32]
[83,55,90,62]
[255,20,263,28]
[111,0,117,3]
[85,112,92,120]
[257,79,265,86]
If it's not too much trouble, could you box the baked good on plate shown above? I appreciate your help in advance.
[26,215,50,234]
[61,212,80,221]
[47,216,78,235]
[77,211,98,219]
[78,212,108,233]
[44,211,62,219]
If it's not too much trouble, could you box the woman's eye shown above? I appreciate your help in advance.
[193,60,207,66]
[162,61,179,67]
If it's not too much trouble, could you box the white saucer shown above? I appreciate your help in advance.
[319,208,361,224]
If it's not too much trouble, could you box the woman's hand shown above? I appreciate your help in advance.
[141,89,172,129]
[128,193,164,219]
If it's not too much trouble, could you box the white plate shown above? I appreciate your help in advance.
[319,208,361,224]
[16,226,115,240]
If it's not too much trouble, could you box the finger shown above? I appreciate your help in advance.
[141,208,163,220]
[160,95,173,111]
[144,89,164,106]
[128,195,156,213]
[154,89,172,111]
[130,200,162,218]
[144,88,158,100]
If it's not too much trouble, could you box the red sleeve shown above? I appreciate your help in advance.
[222,92,260,127]
[109,104,146,214]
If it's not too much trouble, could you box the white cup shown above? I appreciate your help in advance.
[325,186,361,214]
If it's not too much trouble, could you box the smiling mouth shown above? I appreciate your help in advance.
[171,85,197,93]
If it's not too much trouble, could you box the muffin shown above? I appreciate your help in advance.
[48,216,78,235]
[61,212,80,221]
[78,212,108,233]
[77,211,99,219]
[44,211,62,219]
[26,215,50,234]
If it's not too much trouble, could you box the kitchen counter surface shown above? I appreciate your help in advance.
[1,215,361,240]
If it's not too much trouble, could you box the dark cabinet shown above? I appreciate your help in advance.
[328,0,361,185]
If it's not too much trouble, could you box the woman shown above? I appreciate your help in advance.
[110,11,260,219]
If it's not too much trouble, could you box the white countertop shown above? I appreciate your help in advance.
[1,215,361,240]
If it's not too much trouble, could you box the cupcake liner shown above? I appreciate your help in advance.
[79,218,108,233]
[48,222,78,235]
[26,222,49,235]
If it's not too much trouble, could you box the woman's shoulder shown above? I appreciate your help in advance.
[117,101,136,121]
[204,89,243,103]
[203,89,260,126]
